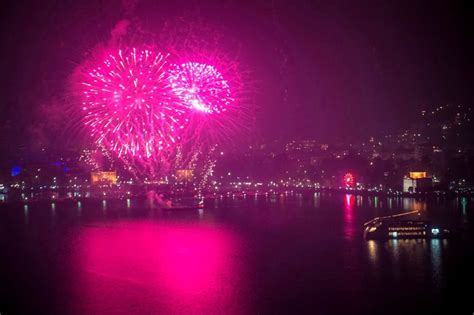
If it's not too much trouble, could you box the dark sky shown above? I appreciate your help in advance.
[1,0,473,150]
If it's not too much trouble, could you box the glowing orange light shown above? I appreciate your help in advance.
[91,171,117,185]
[409,172,427,179]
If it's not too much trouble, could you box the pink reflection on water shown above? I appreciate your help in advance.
[343,194,356,240]
[70,222,246,314]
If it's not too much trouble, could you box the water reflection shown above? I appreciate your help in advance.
[360,196,432,213]
[71,222,245,314]
[1,194,472,314]
[343,194,356,240]
[23,204,29,225]
[430,239,442,286]
[366,239,444,287]
[403,198,427,212]
[461,197,468,224]
[313,192,320,208]
[297,193,303,207]
[367,240,378,264]
[356,195,363,207]
[50,203,56,225]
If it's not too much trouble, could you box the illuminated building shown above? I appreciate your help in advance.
[11,165,21,177]
[403,171,432,192]
[175,169,194,183]
[285,140,318,153]
[409,172,427,179]
[91,171,117,185]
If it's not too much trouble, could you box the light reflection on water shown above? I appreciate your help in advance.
[70,221,246,314]
[356,195,363,207]
[343,194,356,241]
[366,239,445,288]
[430,239,443,285]
[403,198,427,212]
[313,192,320,208]
[367,240,378,264]
[23,204,29,225]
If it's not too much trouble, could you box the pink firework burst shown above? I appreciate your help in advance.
[167,61,242,174]
[168,62,233,114]
[79,48,187,176]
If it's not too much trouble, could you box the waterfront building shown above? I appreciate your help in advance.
[403,171,433,192]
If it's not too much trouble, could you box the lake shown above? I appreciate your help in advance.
[0,192,472,314]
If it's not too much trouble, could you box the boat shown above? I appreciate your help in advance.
[160,206,199,211]
[159,201,203,211]
[363,210,450,240]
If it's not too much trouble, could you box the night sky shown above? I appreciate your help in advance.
[1,0,473,151]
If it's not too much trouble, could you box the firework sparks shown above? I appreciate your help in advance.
[168,62,233,114]
[79,48,188,176]
[74,22,254,181]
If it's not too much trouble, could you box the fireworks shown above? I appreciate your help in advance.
[79,48,188,176]
[168,62,233,114]
[75,24,253,181]
[167,61,237,177]
[343,173,355,188]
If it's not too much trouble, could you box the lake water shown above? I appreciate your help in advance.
[0,193,473,314]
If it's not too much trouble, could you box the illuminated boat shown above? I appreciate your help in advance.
[363,211,450,240]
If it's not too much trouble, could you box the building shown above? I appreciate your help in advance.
[91,171,117,185]
[403,171,433,192]
[175,169,194,183]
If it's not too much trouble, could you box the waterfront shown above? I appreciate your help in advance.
[0,193,473,314]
